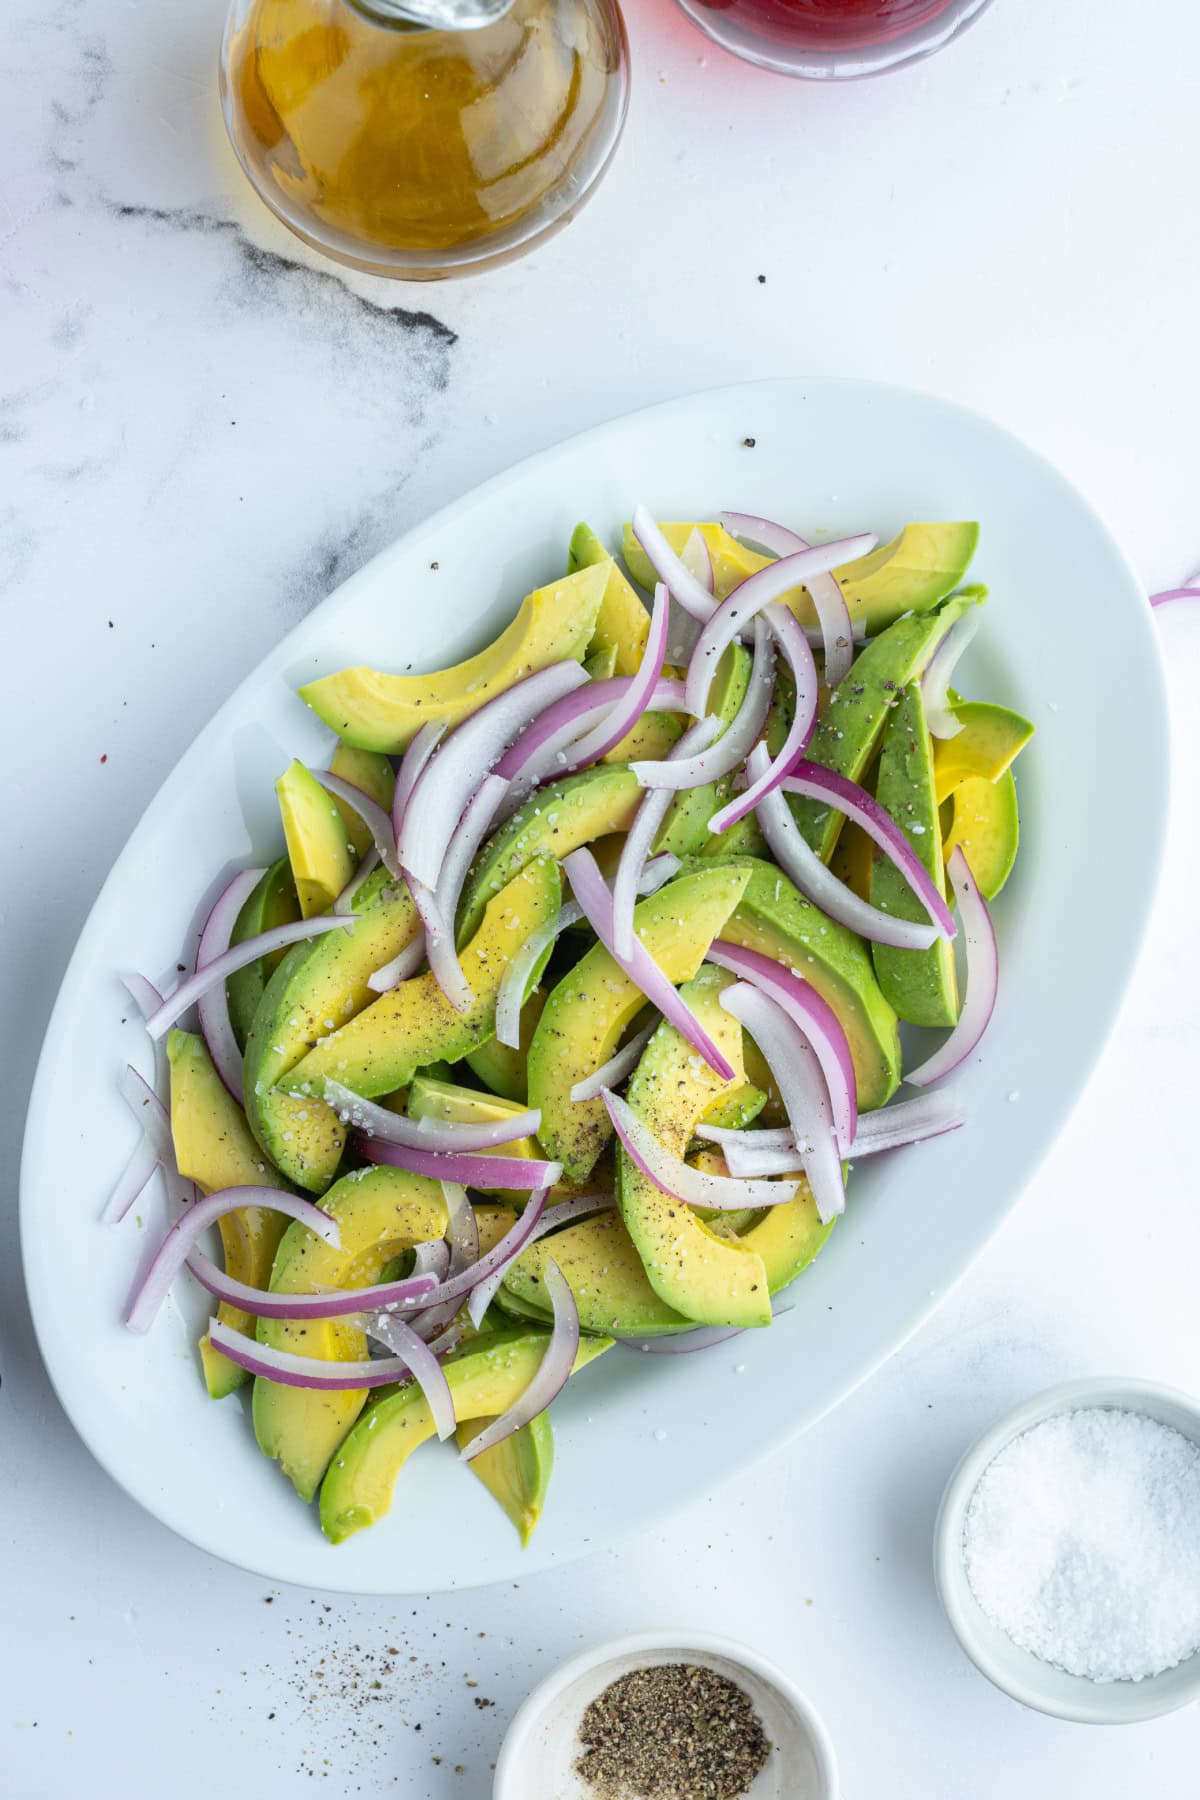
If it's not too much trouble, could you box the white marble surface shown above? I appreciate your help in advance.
[3,0,1200,1794]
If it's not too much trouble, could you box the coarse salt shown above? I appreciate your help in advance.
[963,1407,1200,1682]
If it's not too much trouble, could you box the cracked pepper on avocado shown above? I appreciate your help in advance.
[112,508,1031,1547]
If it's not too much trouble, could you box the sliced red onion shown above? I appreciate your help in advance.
[749,747,939,951]
[366,929,427,994]
[705,941,857,1152]
[1150,583,1200,607]
[467,1189,615,1327]
[720,512,856,685]
[494,900,583,1050]
[195,868,265,1100]
[707,604,819,834]
[404,772,511,1014]
[553,583,669,770]
[362,1312,457,1439]
[105,1063,192,1222]
[631,505,722,624]
[570,1025,655,1103]
[603,1088,798,1210]
[630,617,775,793]
[441,1180,480,1276]
[564,848,736,1081]
[922,609,981,739]
[684,533,874,720]
[393,720,446,838]
[638,852,682,895]
[496,676,687,792]
[184,1251,437,1318]
[680,527,715,596]
[335,845,381,916]
[207,1316,443,1392]
[119,1062,175,1161]
[125,1186,340,1333]
[407,876,471,1014]
[382,1186,550,1313]
[399,663,589,889]
[121,971,164,1019]
[413,1238,451,1281]
[143,914,356,1040]
[781,762,957,939]
[719,982,845,1224]
[711,1089,968,1172]
[103,1134,161,1227]
[613,716,723,959]
[321,1079,540,1150]
[310,768,402,878]
[355,1134,562,1191]
[905,848,997,1087]
[459,1259,580,1462]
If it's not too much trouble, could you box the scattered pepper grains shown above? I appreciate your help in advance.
[575,1663,770,1800]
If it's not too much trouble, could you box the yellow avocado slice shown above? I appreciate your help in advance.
[465,986,545,1102]
[933,700,1035,804]
[407,1074,539,1200]
[327,744,396,858]
[167,1029,291,1399]
[528,863,753,1182]
[942,770,1020,901]
[276,759,357,919]
[298,564,607,753]
[456,1410,554,1547]
[504,1209,692,1338]
[568,523,652,675]
[319,1327,611,1544]
[226,859,301,1049]
[283,858,561,1101]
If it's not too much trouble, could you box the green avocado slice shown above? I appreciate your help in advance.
[933,700,1034,803]
[528,863,753,1182]
[243,866,422,1192]
[504,1210,693,1337]
[457,765,640,945]
[870,682,958,1029]
[838,522,980,631]
[789,588,986,863]
[327,744,396,858]
[253,1165,449,1503]
[654,643,753,858]
[276,760,357,920]
[617,966,772,1329]
[465,987,546,1101]
[943,768,1020,900]
[457,1411,553,1546]
[319,1328,612,1544]
[569,523,652,676]
[690,855,901,1111]
[282,858,561,1102]
[226,859,300,1051]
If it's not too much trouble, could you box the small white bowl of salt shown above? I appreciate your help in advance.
[934,1378,1200,1722]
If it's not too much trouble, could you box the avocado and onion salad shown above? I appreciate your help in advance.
[110,509,1031,1547]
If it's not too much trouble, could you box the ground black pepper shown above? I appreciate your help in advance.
[575,1663,770,1800]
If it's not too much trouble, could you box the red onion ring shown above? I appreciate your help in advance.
[681,527,715,596]
[459,1259,580,1462]
[707,604,819,835]
[309,769,402,879]
[631,616,775,793]
[613,716,723,960]
[206,1315,448,1392]
[142,913,356,1041]
[706,1088,967,1172]
[183,1251,438,1319]
[366,929,427,995]
[497,675,688,800]
[922,609,981,739]
[125,1186,340,1333]
[604,1087,797,1210]
[494,900,583,1050]
[630,505,722,625]
[720,511,856,685]
[393,720,446,839]
[363,1312,457,1438]
[405,772,511,1014]
[904,848,997,1087]
[563,847,736,1081]
[321,1079,541,1150]
[121,972,165,1019]
[355,1134,562,1191]
[441,1179,480,1276]
[555,583,669,768]
[570,1024,655,1103]
[719,982,845,1224]
[1150,584,1200,607]
[195,868,265,1100]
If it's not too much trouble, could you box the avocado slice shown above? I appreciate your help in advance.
[504,1209,692,1337]
[569,524,651,675]
[699,811,767,860]
[319,1327,612,1544]
[253,1165,450,1502]
[226,858,300,1050]
[943,769,1020,900]
[617,966,772,1329]
[788,589,984,863]
[276,759,357,919]
[456,1411,553,1547]
[828,819,873,902]
[528,863,753,1181]
[283,858,561,1102]
[243,866,422,1191]
[933,700,1034,803]
[622,520,979,635]
[167,1029,291,1399]
[654,643,753,858]
[327,744,396,858]
[465,986,546,1102]
[870,683,958,1028]
[457,765,640,945]
[583,643,619,681]
[408,1074,539,1198]
[298,565,607,753]
[695,855,901,1111]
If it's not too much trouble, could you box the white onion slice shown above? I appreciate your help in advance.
[207,1316,446,1393]
[749,746,940,951]
[335,845,381,915]
[705,1089,967,1173]
[393,720,446,836]
[720,511,856,685]
[613,715,723,959]
[366,929,427,994]
[321,1078,540,1150]
[603,1088,799,1210]
[184,1251,437,1319]
[121,972,164,1019]
[125,1186,340,1333]
[399,662,589,889]
[570,1025,655,1103]
[922,609,981,739]
[407,876,471,1014]
[466,1190,616,1328]
[631,504,722,624]
[142,913,356,1040]
[309,769,402,879]
[196,868,265,1100]
[719,982,845,1223]
[550,583,669,769]
[361,1312,457,1438]
[904,848,997,1086]
[494,900,584,1050]
[459,1259,580,1462]
[631,616,775,793]
[707,603,820,834]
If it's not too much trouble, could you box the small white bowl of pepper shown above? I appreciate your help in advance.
[493,1629,837,1800]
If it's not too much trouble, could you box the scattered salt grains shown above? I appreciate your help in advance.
[963,1408,1200,1682]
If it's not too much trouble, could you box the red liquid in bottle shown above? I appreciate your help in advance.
[695,0,959,51]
